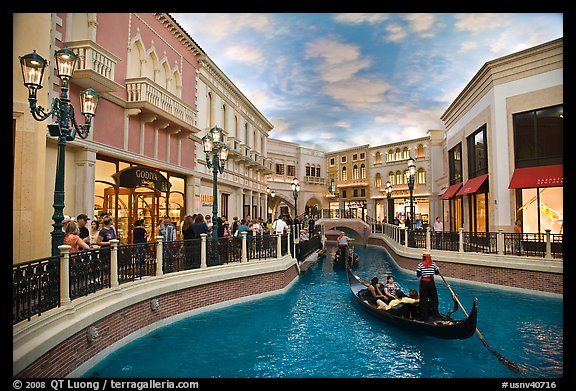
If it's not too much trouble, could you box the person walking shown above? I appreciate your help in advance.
[158,215,176,242]
[63,221,90,252]
[76,214,91,245]
[88,220,100,247]
[96,215,117,247]
[272,215,288,235]
[416,252,441,321]
[433,216,444,249]
[132,219,148,274]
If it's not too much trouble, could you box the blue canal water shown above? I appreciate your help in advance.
[83,245,563,379]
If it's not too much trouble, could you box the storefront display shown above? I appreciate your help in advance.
[94,156,186,243]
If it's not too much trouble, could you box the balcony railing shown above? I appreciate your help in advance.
[126,77,197,127]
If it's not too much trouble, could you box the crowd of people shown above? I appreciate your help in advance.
[60,212,316,252]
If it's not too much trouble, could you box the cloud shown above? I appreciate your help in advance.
[304,38,372,83]
[333,13,390,24]
[384,23,407,42]
[403,13,438,38]
[223,44,266,66]
[323,78,393,111]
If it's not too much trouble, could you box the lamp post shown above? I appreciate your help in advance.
[406,156,416,247]
[202,126,229,264]
[266,186,275,221]
[19,48,100,256]
[291,178,300,219]
[385,180,393,224]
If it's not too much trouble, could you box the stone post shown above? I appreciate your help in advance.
[58,245,71,306]
[110,239,119,288]
[200,233,207,269]
[156,236,164,276]
[241,231,248,263]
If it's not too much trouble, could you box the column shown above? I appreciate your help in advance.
[241,231,248,262]
[74,148,97,219]
[110,239,119,288]
[156,236,164,276]
[58,245,71,306]
[200,233,207,269]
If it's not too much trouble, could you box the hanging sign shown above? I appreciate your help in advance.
[112,166,171,192]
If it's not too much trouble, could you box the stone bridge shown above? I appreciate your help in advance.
[317,218,371,244]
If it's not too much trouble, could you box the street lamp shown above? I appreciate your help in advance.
[406,156,416,247]
[266,186,276,221]
[385,180,393,224]
[19,48,100,256]
[291,178,300,219]
[202,126,229,264]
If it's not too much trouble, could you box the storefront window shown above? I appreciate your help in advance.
[94,157,185,243]
[470,192,488,232]
[518,187,563,234]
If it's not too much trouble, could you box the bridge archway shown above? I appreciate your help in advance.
[320,218,370,244]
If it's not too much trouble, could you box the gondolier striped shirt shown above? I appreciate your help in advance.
[417,262,439,278]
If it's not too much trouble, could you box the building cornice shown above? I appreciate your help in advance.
[441,37,563,129]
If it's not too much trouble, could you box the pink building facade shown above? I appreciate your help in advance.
[14,13,207,259]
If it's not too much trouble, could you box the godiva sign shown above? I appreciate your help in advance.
[112,166,171,192]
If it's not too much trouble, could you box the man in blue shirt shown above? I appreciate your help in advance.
[416,252,441,321]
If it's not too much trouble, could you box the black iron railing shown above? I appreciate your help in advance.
[13,231,298,326]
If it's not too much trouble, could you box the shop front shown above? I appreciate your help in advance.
[509,164,563,234]
[95,156,186,243]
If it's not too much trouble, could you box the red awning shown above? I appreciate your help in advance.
[508,164,563,189]
[456,174,489,196]
[440,183,463,200]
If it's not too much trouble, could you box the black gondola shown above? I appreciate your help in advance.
[346,266,478,340]
[333,249,359,269]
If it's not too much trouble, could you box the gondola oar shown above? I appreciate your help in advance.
[439,272,522,373]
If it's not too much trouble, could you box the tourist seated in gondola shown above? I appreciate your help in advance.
[367,277,389,308]
[378,289,420,311]
[383,275,400,301]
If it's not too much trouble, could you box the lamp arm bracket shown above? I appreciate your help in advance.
[67,104,91,139]
[29,96,58,122]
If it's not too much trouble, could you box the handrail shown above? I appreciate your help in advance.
[368,222,562,259]
[13,228,315,326]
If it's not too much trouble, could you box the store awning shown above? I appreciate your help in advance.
[440,183,463,200]
[456,174,489,196]
[508,164,563,189]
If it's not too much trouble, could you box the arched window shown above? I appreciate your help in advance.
[306,164,311,177]
[416,144,425,158]
[402,147,409,159]
[341,166,348,181]
[375,151,382,164]
[360,163,366,179]
[375,173,382,188]
[395,148,401,161]
[417,168,426,184]
[388,171,395,185]
[352,164,359,180]
[388,149,394,162]
[395,170,403,185]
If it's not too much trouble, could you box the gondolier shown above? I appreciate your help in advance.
[336,231,350,262]
[417,252,441,321]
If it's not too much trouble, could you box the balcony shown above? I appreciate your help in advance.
[126,77,197,129]
[66,40,123,93]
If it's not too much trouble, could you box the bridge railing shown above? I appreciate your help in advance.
[370,222,562,259]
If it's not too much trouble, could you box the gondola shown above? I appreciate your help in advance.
[333,248,359,269]
[346,265,478,340]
